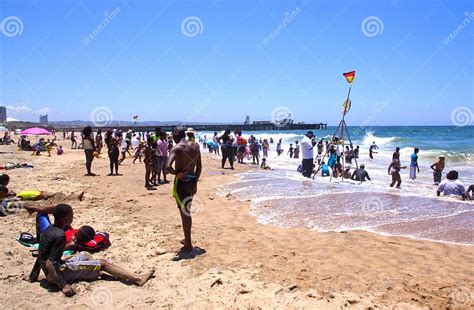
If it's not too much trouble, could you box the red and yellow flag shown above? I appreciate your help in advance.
[343,71,355,84]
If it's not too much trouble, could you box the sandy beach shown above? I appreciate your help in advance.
[0,142,472,309]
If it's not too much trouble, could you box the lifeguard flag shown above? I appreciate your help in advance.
[343,71,355,84]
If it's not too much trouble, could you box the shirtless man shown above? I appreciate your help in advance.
[165,127,202,252]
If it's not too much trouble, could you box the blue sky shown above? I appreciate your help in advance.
[0,0,473,125]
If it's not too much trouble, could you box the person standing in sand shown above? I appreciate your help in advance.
[82,126,96,176]
[166,127,202,252]
[70,131,77,149]
[95,129,103,154]
[156,132,169,183]
[143,137,154,189]
[216,128,234,170]
[105,130,121,176]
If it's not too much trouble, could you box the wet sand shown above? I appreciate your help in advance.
[0,142,472,309]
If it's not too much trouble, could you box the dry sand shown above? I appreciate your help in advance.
[0,142,472,309]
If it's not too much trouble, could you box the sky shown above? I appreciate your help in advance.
[0,0,473,126]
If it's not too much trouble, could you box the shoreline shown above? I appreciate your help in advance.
[0,145,473,308]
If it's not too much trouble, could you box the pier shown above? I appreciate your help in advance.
[50,122,328,132]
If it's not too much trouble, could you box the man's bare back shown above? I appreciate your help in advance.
[167,140,202,180]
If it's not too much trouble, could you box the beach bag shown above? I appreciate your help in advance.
[77,232,111,253]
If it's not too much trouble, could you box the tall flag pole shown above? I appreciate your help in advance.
[342,71,355,120]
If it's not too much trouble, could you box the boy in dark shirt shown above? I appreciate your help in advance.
[29,204,154,297]
[351,164,372,182]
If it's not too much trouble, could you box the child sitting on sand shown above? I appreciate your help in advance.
[0,174,16,197]
[27,204,154,297]
[57,145,64,155]
[260,158,272,170]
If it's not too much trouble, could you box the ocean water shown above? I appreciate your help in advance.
[199,126,474,245]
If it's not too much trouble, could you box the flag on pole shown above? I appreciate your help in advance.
[343,71,355,84]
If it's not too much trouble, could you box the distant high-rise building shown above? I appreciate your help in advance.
[39,114,48,125]
[0,106,6,123]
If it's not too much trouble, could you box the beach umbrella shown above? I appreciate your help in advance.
[20,127,52,136]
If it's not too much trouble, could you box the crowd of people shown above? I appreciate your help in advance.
[0,125,203,297]
[197,128,472,200]
[1,124,471,299]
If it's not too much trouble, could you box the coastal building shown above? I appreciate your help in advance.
[39,114,48,125]
[0,106,6,123]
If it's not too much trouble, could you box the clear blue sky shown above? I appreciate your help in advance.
[0,0,473,125]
